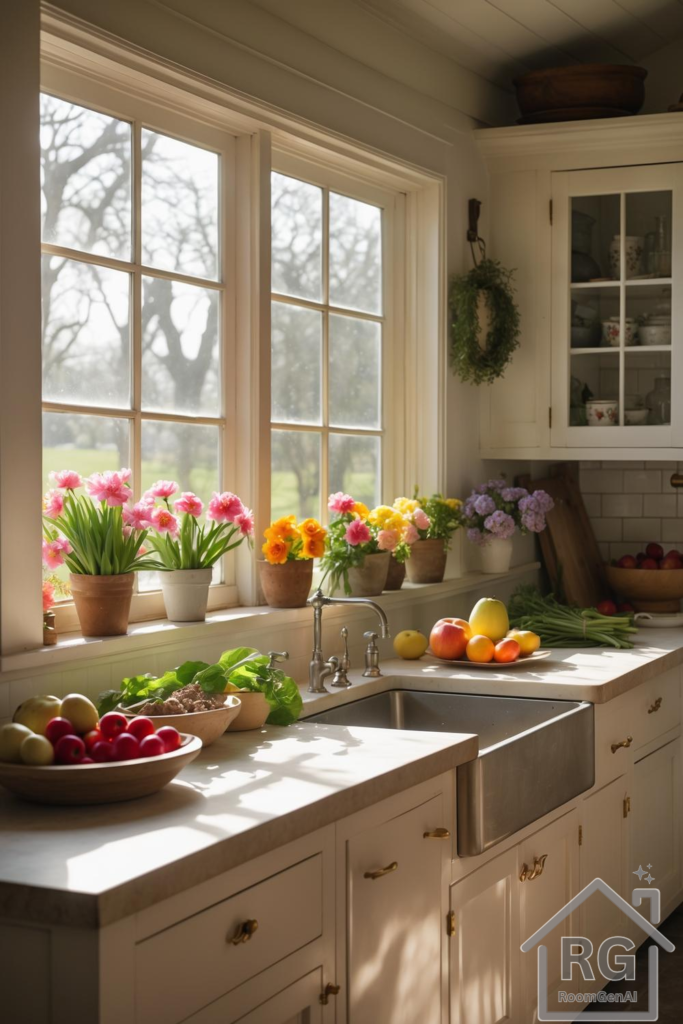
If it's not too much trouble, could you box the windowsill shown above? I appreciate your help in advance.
[2,562,540,675]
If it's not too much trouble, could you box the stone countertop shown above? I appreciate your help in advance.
[298,628,683,713]
[0,721,477,929]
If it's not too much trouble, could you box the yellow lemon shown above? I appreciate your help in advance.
[393,630,429,660]
[223,681,242,693]
[469,598,509,643]
[514,630,541,656]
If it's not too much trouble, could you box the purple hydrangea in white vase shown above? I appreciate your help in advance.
[461,480,554,574]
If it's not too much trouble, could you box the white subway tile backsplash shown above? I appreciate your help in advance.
[623,470,661,493]
[592,518,623,542]
[602,493,643,518]
[579,469,623,494]
[582,494,602,517]
[646,461,676,470]
[623,518,661,542]
[579,461,683,553]
[645,494,677,518]
[602,461,644,470]
[661,520,683,544]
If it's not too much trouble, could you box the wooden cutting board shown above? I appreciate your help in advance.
[517,464,607,607]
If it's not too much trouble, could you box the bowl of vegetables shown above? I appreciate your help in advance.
[118,687,242,746]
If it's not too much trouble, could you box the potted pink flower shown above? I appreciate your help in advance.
[320,494,393,596]
[42,469,161,636]
[142,482,254,621]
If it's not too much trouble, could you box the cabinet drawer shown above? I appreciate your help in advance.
[631,670,680,751]
[136,855,322,1024]
[594,701,634,787]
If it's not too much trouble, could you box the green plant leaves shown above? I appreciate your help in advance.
[450,258,521,385]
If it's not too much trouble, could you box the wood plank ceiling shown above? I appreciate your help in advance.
[357,0,683,90]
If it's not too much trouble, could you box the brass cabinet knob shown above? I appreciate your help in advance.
[229,919,258,945]
[520,854,548,882]
[319,982,341,1005]
[648,697,663,714]
[364,861,398,880]
[611,735,633,754]
[423,827,451,839]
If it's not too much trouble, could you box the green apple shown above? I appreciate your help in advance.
[13,695,62,735]
[59,693,98,735]
[20,734,54,766]
[0,723,33,763]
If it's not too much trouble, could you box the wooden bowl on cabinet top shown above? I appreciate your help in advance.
[121,694,242,746]
[0,734,202,805]
[604,564,683,613]
[514,64,647,122]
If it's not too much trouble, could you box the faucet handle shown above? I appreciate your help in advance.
[362,632,382,679]
[340,627,350,671]
[363,630,379,643]
[267,651,289,669]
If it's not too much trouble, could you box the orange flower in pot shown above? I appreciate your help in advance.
[259,515,326,608]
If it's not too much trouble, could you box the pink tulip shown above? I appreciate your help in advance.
[414,508,431,531]
[123,501,154,530]
[42,580,55,612]
[345,519,371,546]
[85,470,130,507]
[377,528,399,552]
[49,470,82,490]
[42,537,72,569]
[206,491,245,524]
[174,492,203,517]
[146,479,178,500]
[234,507,254,537]
[150,506,179,537]
[43,489,64,518]
[328,492,356,515]
[404,523,419,545]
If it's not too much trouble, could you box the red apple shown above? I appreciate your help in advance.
[156,726,181,753]
[81,757,94,764]
[640,558,659,569]
[91,740,114,763]
[667,549,682,560]
[110,732,140,762]
[127,716,155,742]
[636,552,646,563]
[660,555,683,570]
[617,555,638,569]
[597,599,617,616]
[99,712,128,741]
[617,602,635,613]
[45,717,74,745]
[53,734,85,765]
[429,618,468,661]
[646,542,664,561]
[139,734,165,758]
[83,729,101,752]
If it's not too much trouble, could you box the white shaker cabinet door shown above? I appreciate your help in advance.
[632,739,682,916]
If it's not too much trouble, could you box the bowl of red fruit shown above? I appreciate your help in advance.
[605,542,683,613]
[0,696,202,805]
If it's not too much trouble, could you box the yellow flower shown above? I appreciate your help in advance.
[266,515,299,542]
[262,537,290,564]
[352,502,370,520]
[298,517,325,539]
[393,497,419,516]
[301,534,326,559]
[368,505,397,528]
[445,498,462,510]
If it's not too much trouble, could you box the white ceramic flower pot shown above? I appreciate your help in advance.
[479,537,513,575]
[160,568,213,622]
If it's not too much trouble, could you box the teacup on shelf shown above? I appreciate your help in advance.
[602,317,637,347]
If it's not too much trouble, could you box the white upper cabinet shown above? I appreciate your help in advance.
[476,114,683,460]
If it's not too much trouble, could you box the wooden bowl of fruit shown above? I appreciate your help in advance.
[605,544,683,613]
[0,695,202,804]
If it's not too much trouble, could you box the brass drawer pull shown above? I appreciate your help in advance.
[364,861,398,880]
[520,854,548,882]
[648,697,663,714]
[611,735,633,754]
[423,828,451,839]
[229,919,258,945]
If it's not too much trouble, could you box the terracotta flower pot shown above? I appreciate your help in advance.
[160,568,212,622]
[405,539,447,584]
[385,556,406,591]
[69,573,134,637]
[347,552,390,596]
[258,558,313,608]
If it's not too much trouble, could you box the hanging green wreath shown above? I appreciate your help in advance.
[449,258,521,385]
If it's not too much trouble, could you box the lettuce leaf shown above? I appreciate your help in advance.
[228,659,302,726]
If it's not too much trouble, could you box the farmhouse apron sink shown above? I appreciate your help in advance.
[308,689,594,856]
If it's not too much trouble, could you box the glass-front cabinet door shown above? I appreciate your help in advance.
[551,165,682,448]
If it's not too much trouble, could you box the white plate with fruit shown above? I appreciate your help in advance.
[394,598,548,670]
[0,694,201,804]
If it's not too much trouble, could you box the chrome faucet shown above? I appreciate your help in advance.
[307,587,390,693]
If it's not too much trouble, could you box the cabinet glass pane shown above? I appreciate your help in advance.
[625,351,671,425]
[271,173,323,302]
[626,285,671,349]
[329,192,382,314]
[141,129,219,281]
[571,195,619,283]
[329,433,380,508]
[40,94,132,261]
[570,352,619,427]
[42,255,131,408]
[625,191,672,279]
[570,286,617,350]
[271,429,321,521]
[271,302,322,425]
[329,315,381,428]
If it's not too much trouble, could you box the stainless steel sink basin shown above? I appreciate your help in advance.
[307,689,594,856]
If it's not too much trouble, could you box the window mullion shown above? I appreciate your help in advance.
[321,187,330,524]
[132,119,143,510]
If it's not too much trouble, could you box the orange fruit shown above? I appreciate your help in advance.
[466,635,495,663]
[494,638,521,663]
[451,618,473,642]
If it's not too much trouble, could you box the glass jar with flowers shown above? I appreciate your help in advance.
[320,493,395,596]
[141,483,254,622]
[460,479,554,574]
[394,492,463,584]
[42,469,162,636]
[259,516,327,608]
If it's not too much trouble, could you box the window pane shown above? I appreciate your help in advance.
[329,192,382,314]
[271,173,322,302]
[40,94,131,261]
[329,315,381,429]
[43,412,130,494]
[329,433,380,509]
[271,302,322,425]
[142,277,219,415]
[42,256,131,408]
[141,129,219,280]
[271,430,320,521]
[141,421,220,496]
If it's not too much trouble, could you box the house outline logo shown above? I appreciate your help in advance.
[520,877,675,1022]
